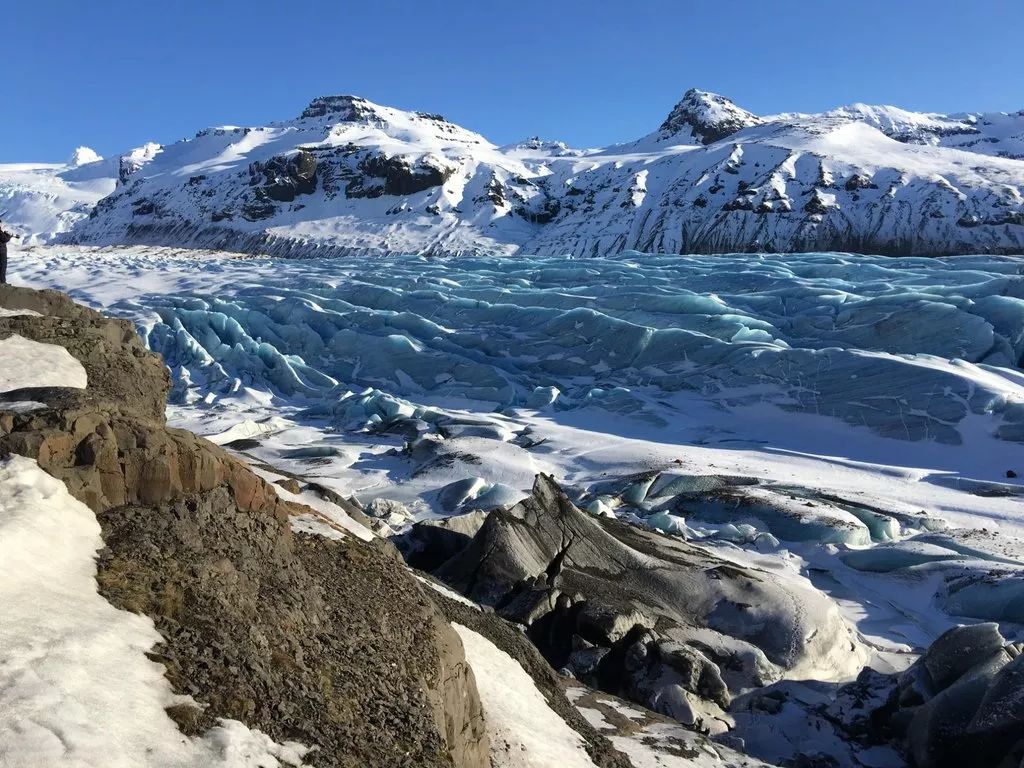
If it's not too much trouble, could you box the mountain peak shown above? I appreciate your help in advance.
[658,88,761,144]
[68,146,102,167]
[299,95,378,122]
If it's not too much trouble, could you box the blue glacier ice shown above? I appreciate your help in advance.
[127,251,1024,446]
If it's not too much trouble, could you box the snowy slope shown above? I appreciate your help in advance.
[0,455,312,768]
[64,96,545,257]
[453,624,600,768]
[0,144,159,244]
[32,89,1023,258]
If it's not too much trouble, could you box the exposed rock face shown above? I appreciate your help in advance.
[357,152,455,196]
[97,491,486,768]
[426,474,863,727]
[250,150,318,203]
[0,285,490,768]
[658,88,762,144]
[300,94,380,122]
[398,509,489,571]
[887,623,1024,768]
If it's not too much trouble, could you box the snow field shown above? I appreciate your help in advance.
[453,623,599,768]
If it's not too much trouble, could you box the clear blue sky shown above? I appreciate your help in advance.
[4,0,1023,162]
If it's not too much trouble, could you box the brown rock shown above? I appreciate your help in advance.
[0,285,491,768]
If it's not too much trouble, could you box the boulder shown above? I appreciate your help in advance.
[908,649,1011,768]
[967,654,1024,743]
[923,622,1006,691]
[873,621,1024,768]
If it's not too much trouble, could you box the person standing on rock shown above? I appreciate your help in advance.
[0,222,14,284]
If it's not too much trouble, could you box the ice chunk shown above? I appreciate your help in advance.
[944,573,1024,623]
[842,541,966,573]
[438,477,488,511]
[645,510,688,535]
[585,498,616,518]
[526,385,560,409]
[688,487,872,547]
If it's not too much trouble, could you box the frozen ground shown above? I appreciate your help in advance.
[9,244,1024,674]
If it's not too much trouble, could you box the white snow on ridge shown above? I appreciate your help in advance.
[0,335,87,392]
[0,141,160,245]
[69,146,103,167]
[0,161,116,244]
[453,623,599,768]
[0,455,310,767]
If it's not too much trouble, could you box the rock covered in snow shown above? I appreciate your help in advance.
[427,474,866,724]
[15,88,1019,257]
[656,88,762,145]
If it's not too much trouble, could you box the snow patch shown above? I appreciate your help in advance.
[453,623,598,768]
[0,455,310,767]
[0,335,87,392]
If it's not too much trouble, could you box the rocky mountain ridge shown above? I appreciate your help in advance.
[3,88,1022,257]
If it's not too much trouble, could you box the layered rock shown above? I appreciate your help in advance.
[420,474,865,729]
[0,285,490,768]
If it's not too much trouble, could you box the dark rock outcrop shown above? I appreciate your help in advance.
[356,152,454,196]
[0,285,490,768]
[885,623,1024,768]
[249,150,318,203]
[423,474,861,725]
[300,95,378,122]
[658,89,761,144]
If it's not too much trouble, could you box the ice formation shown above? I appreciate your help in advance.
[114,250,1024,446]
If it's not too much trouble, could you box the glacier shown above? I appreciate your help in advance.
[97,249,1024,446]
[9,243,1024,768]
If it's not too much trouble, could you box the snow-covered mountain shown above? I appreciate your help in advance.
[0,144,159,244]
[10,89,1024,256]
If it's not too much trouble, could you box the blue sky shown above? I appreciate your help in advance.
[4,0,1023,162]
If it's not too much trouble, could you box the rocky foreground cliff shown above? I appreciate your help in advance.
[0,284,492,767]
